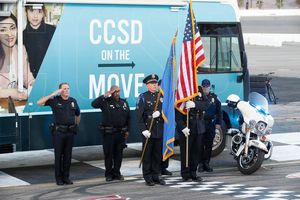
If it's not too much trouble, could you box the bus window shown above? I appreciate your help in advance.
[198,23,242,73]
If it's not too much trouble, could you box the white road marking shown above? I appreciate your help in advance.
[0,171,30,187]
[286,172,300,179]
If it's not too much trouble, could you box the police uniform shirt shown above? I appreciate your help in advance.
[205,92,222,124]
[175,91,210,134]
[91,95,130,128]
[45,96,80,125]
[136,91,163,138]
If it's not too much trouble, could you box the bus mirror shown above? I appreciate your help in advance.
[242,51,247,69]
[237,51,248,83]
[237,75,243,83]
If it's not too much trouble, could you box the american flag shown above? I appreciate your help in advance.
[175,2,205,114]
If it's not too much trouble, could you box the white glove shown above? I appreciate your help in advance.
[152,111,160,118]
[182,127,190,137]
[185,100,195,109]
[215,128,220,135]
[142,130,151,138]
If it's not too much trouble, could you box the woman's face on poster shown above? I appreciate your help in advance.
[26,8,45,29]
[0,18,17,48]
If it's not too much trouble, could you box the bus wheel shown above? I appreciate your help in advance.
[211,123,226,157]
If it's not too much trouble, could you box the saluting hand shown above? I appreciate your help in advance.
[51,89,63,97]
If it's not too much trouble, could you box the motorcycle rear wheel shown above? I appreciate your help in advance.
[237,147,265,175]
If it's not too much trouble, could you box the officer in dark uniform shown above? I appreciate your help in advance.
[198,79,222,172]
[136,74,166,186]
[37,82,80,186]
[91,85,130,182]
[175,87,210,182]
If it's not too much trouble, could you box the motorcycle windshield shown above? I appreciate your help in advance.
[249,92,269,114]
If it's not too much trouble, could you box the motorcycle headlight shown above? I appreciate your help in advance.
[255,121,267,134]
[249,120,256,129]
[265,128,272,135]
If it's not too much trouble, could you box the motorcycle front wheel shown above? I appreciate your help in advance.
[237,147,265,175]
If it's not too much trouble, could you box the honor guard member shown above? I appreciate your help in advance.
[91,85,130,182]
[198,79,222,172]
[37,82,80,186]
[175,86,210,182]
[136,74,166,186]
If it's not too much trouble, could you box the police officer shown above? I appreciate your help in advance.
[37,82,80,185]
[198,79,222,172]
[136,74,166,186]
[175,87,209,181]
[91,85,130,182]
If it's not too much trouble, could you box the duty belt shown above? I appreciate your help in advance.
[53,124,77,133]
[189,114,202,120]
[99,125,128,133]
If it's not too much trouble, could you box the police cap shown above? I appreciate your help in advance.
[201,79,211,87]
[143,74,159,84]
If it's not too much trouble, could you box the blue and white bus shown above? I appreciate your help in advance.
[0,0,249,154]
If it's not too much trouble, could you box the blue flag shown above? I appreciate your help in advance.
[160,32,177,161]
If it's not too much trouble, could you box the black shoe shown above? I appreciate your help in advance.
[198,165,204,172]
[114,175,124,181]
[161,169,172,176]
[145,180,155,186]
[56,180,64,186]
[182,176,190,181]
[63,179,73,185]
[106,176,113,182]
[203,163,213,172]
[153,179,166,185]
[191,176,203,182]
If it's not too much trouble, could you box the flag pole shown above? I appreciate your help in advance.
[186,109,189,167]
[139,92,161,168]
[185,0,196,169]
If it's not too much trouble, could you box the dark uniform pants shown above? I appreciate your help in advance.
[201,121,216,163]
[102,132,125,178]
[52,131,74,182]
[142,138,162,182]
[161,158,169,170]
[179,131,204,179]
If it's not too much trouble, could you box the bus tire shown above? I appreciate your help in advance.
[211,122,226,157]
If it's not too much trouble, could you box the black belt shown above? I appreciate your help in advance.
[99,125,128,133]
[189,114,202,120]
[55,124,77,133]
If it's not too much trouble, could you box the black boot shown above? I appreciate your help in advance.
[161,169,172,176]
[203,161,213,172]
[197,163,204,172]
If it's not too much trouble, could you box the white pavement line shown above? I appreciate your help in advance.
[0,149,79,169]
[84,158,181,177]
[240,9,300,17]
[286,172,300,179]
[243,33,300,47]
[270,132,300,145]
[271,145,300,162]
[0,171,30,188]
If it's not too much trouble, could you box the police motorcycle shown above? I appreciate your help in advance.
[226,92,274,175]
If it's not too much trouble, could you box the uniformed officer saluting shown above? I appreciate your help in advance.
[91,85,130,182]
[136,74,166,186]
[198,79,222,172]
[176,86,210,182]
[37,82,80,186]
